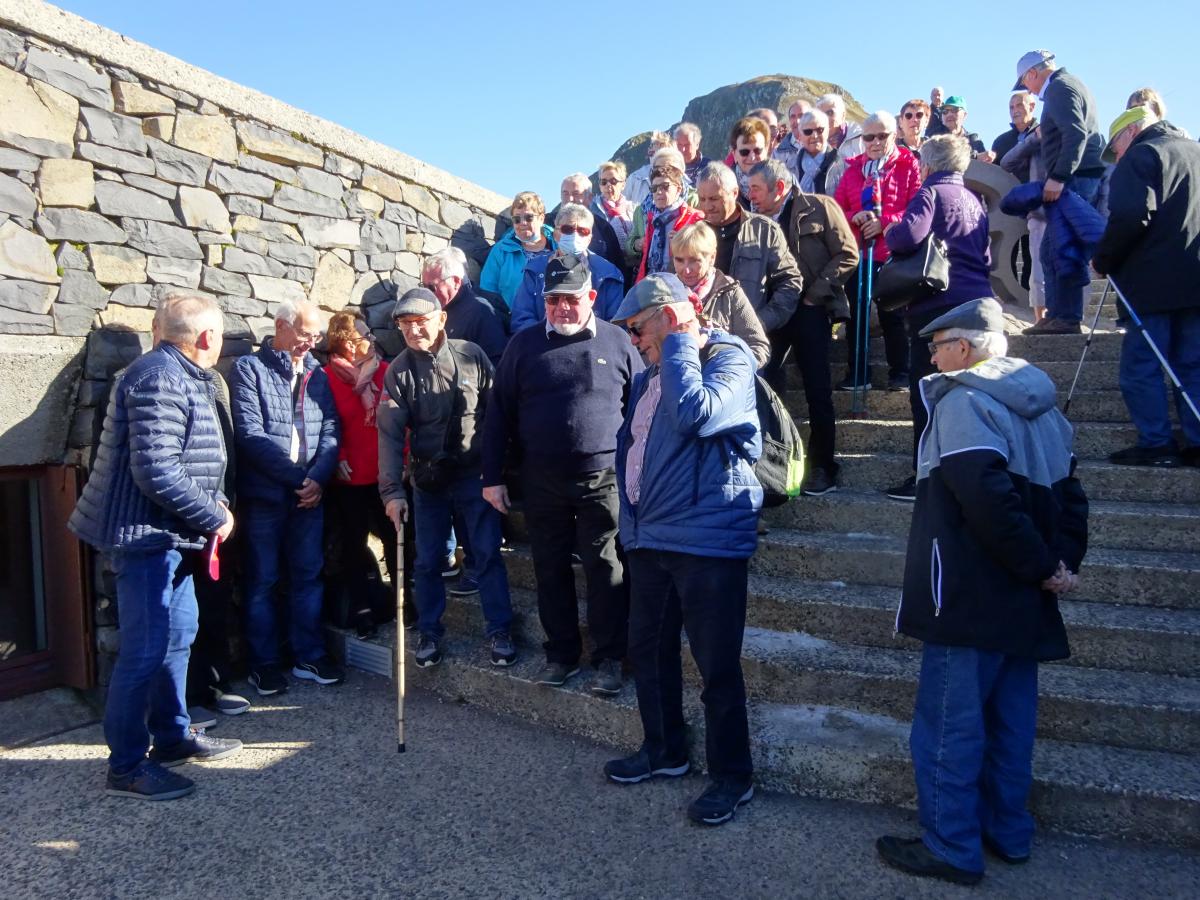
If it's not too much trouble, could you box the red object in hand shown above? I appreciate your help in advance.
[206,535,221,580]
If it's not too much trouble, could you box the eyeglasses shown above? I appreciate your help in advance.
[862,132,892,143]
[650,182,677,194]
[626,308,663,337]
[394,315,439,330]
[599,177,623,186]
[903,111,926,120]
[928,337,964,355]
[559,224,591,236]
[512,213,539,224]
[737,147,765,157]
[286,322,321,342]
[801,127,826,136]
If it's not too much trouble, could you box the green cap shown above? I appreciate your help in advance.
[942,95,966,112]
[1103,106,1152,163]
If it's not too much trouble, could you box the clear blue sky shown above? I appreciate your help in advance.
[55,0,1199,203]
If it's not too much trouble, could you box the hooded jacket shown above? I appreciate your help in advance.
[1001,181,1106,288]
[509,250,625,333]
[898,356,1088,660]
[478,225,556,312]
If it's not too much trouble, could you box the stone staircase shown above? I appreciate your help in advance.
[334,318,1200,849]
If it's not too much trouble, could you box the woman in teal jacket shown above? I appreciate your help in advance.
[478,190,555,322]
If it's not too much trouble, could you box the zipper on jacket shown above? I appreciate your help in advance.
[297,368,314,462]
[930,537,943,617]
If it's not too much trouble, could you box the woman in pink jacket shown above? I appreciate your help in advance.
[835,110,922,393]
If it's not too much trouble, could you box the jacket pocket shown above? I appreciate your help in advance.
[930,537,943,617]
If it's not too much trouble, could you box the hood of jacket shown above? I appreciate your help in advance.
[923,355,1056,419]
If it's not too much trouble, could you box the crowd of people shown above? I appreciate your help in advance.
[67,47,1199,889]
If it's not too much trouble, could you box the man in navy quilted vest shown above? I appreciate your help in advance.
[230,300,342,696]
[69,295,243,801]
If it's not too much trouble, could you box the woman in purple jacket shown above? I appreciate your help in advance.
[882,133,992,500]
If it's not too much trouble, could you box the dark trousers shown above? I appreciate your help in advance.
[765,303,838,476]
[846,260,908,383]
[626,549,752,783]
[521,465,627,666]
[906,306,944,470]
[326,483,398,624]
[184,546,235,707]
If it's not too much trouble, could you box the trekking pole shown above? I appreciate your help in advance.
[1108,275,1200,429]
[395,506,408,753]
[852,246,874,418]
[1063,280,1110,417]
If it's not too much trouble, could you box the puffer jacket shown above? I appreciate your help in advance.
[69,343,228,553]
[699,271,771,369]
[478,225,556,312]
[230,338,340,505]
[616,330,762,559]
[781,188,859,322]
[835,147,923,261]
[1001,181,1106,288]
[510,250,625,332]
[899,357,1088,660]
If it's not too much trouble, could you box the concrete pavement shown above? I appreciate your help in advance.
[2,674,1197,899]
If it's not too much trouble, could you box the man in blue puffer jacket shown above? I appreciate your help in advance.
[603,274,763,828]
[230,300,341,696]
[69,295,243,801]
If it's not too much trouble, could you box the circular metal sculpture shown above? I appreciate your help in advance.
[964,160,1028,308]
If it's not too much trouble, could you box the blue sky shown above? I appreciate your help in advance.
[54,0,1199,203]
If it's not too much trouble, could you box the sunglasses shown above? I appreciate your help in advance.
[626,308,662,337]
[599,177,623,186]
[650,182,677,194]
[559,224,591,236]
[512,213,539,224]
[544,294,584,306]
[862,132,891,143]
[903,111,926,120]
[737,147,765,157]
[801,127,826,136]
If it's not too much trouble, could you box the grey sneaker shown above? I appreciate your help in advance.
[106,759,195,801]
[415,634,443,668]
[187,706,217,730]
[490,632,517,667]
[535,662,580,687]
[591,658,623,696]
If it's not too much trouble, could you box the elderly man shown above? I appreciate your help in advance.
[748,158,859,496]
[510,204,625,332]
[674,122,710,186]
[70,295,242,800]
[938,96,990,160]
[378,288,516,667]
[420,247,508,366]
[625,131,674,206]
[482,254,643,694]
[1014,50,1107,335]
[230,300,342,696]
[1094,107,1200,468]
[773,99,812,177]
[876,298,1087,886]
[549,173,625,275]
[604,275,762,827]
[696,161,805,337]
[817,93,864,194]
[992,92,1039,172]
[787,109,837,195]
[926,86,948,136]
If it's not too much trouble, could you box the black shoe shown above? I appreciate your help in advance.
[150,732,243,769]
[447,576,480,596]
[249,666,288,697]
[590,658,623,696]
[415,634,443,668]
[1024,316,1081,335]
[802,468,837,497]
[106,759,195,800]
[982,833,1030,865]
[837,376,872,392]
[1108,444,1182,468]
[876,835,983,886]
[884,475,917,501]
[187,706,217,730]
[687,780,754,826]
[887,374,909,392]
[604,749,690,785]
[490,631,517,667]
[534,662,580,687]
[292,656,345,685]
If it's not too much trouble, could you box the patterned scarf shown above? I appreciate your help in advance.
[800,151,825,193]
[646,200,684,275]
[329,353,381,426]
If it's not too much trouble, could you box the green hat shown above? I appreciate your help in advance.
[942,95,966,112]
[1103,106,1152,163]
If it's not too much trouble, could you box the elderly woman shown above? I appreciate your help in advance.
[322,311,399,636]
[624,131,674,206]
[478,190,555,320]
[835,110,922,394]
[595,161,635,257]
[882,133,991,500]
[630,163,705,283]
[668,221,770,368]
[897,98,931,157]
[793,109,838,194]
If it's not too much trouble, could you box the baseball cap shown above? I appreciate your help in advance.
[1013,50,1054,90]
[918,297,1006,337]
[611,273,691,324]
[942,95,967,112]
[1103,106,1152,163]
[544,252,592,296]
[392,287,439,319]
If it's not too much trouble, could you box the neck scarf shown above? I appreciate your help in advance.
[694,269,716,302]
[646,202,684,275]
[800,151,825,193]
[329,352,382,426]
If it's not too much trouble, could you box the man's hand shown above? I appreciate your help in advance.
[483,484,510,515]
[1042,178,1065,203]
[1040,560,1079,595]
[337,460,353,482]
[216,504,235,542]
[385,498,408,530]
[296,477,323,509]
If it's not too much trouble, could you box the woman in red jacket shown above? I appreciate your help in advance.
[323,311,398,636]
[835,110,922,393]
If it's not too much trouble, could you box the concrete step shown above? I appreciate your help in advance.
[784,359,1126,395]
[786,388,1145,424]
[764,489,1200,554]
[332,625,1200,847]
[834,453,1200,504]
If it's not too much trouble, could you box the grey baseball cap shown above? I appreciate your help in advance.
[392,287,439,318]
[611,274,691,324]
[918,297,1006,337]
[1013,50,1054,90]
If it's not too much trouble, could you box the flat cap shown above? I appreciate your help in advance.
[918,297,1006,337]
[392,287,439,319]
[611,273,691,323]
[1013,49,1054,90]
[544,252,592,295]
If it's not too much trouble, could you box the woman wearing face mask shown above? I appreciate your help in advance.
[668,221,770,368]
[835,110,922,395]
[478,190,556,323]
[508,204,626,332]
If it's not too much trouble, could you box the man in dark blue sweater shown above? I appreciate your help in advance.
[482,254,643,694]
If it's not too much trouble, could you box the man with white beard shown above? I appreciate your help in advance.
[481,254,644,694]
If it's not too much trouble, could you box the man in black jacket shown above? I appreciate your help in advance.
[1093,108,1200,468]
[548,173,626,276]
[876,298,1088,886]
[421,247,508,365]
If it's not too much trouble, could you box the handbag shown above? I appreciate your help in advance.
[871,187,951,312]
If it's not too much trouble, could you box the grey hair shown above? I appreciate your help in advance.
[648,130,672,147]
[562,171,591,188]
[555,202,594,228]
[920,134,972,174]
[274,299,319,327]
[650,146,686,174]
[816,93,845,116]
[158,294,221,345]
[749,158,791,188]
[863,110,897,134]
[673,122,702,142]
[798,109,829,130]
[697,161,739,194]
[941,327,1008,358]
[423,246,468,280]
[787,99,812,116]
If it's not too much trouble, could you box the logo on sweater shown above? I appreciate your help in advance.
[597,358,607,365]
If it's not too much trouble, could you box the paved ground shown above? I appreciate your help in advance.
[2,674,1197,900]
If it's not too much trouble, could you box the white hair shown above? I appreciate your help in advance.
[650,146,686,174]
[158,294,221,344]
[562,171,590,187]
[555,203,594,227]
[942,327,1008,358]
[863,110,897,134]
[423,246,468,280]
[697,161,739,194]
[921,134,972,174]
[816,93,846,116]
[274,299,319,327]
[798,109,829,130]
[673,122,701,142]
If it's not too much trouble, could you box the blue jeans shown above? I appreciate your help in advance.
[910,643,1038,873]
[1119,309,1200,448]
[104,548,198,774]
[1041,175,1101,324]
[413,472,512,639]
[241,500,326,667]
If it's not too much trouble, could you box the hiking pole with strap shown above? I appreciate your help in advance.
[1108,275,1200,430]
[1063,280,1110,417]
[851,252,869,417]
[395,506,408,753]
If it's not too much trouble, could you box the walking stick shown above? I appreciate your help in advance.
[851,246,873,418]
[1108,275,1200,429]
[395,507,408,753]
[1063,280,1110,417]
